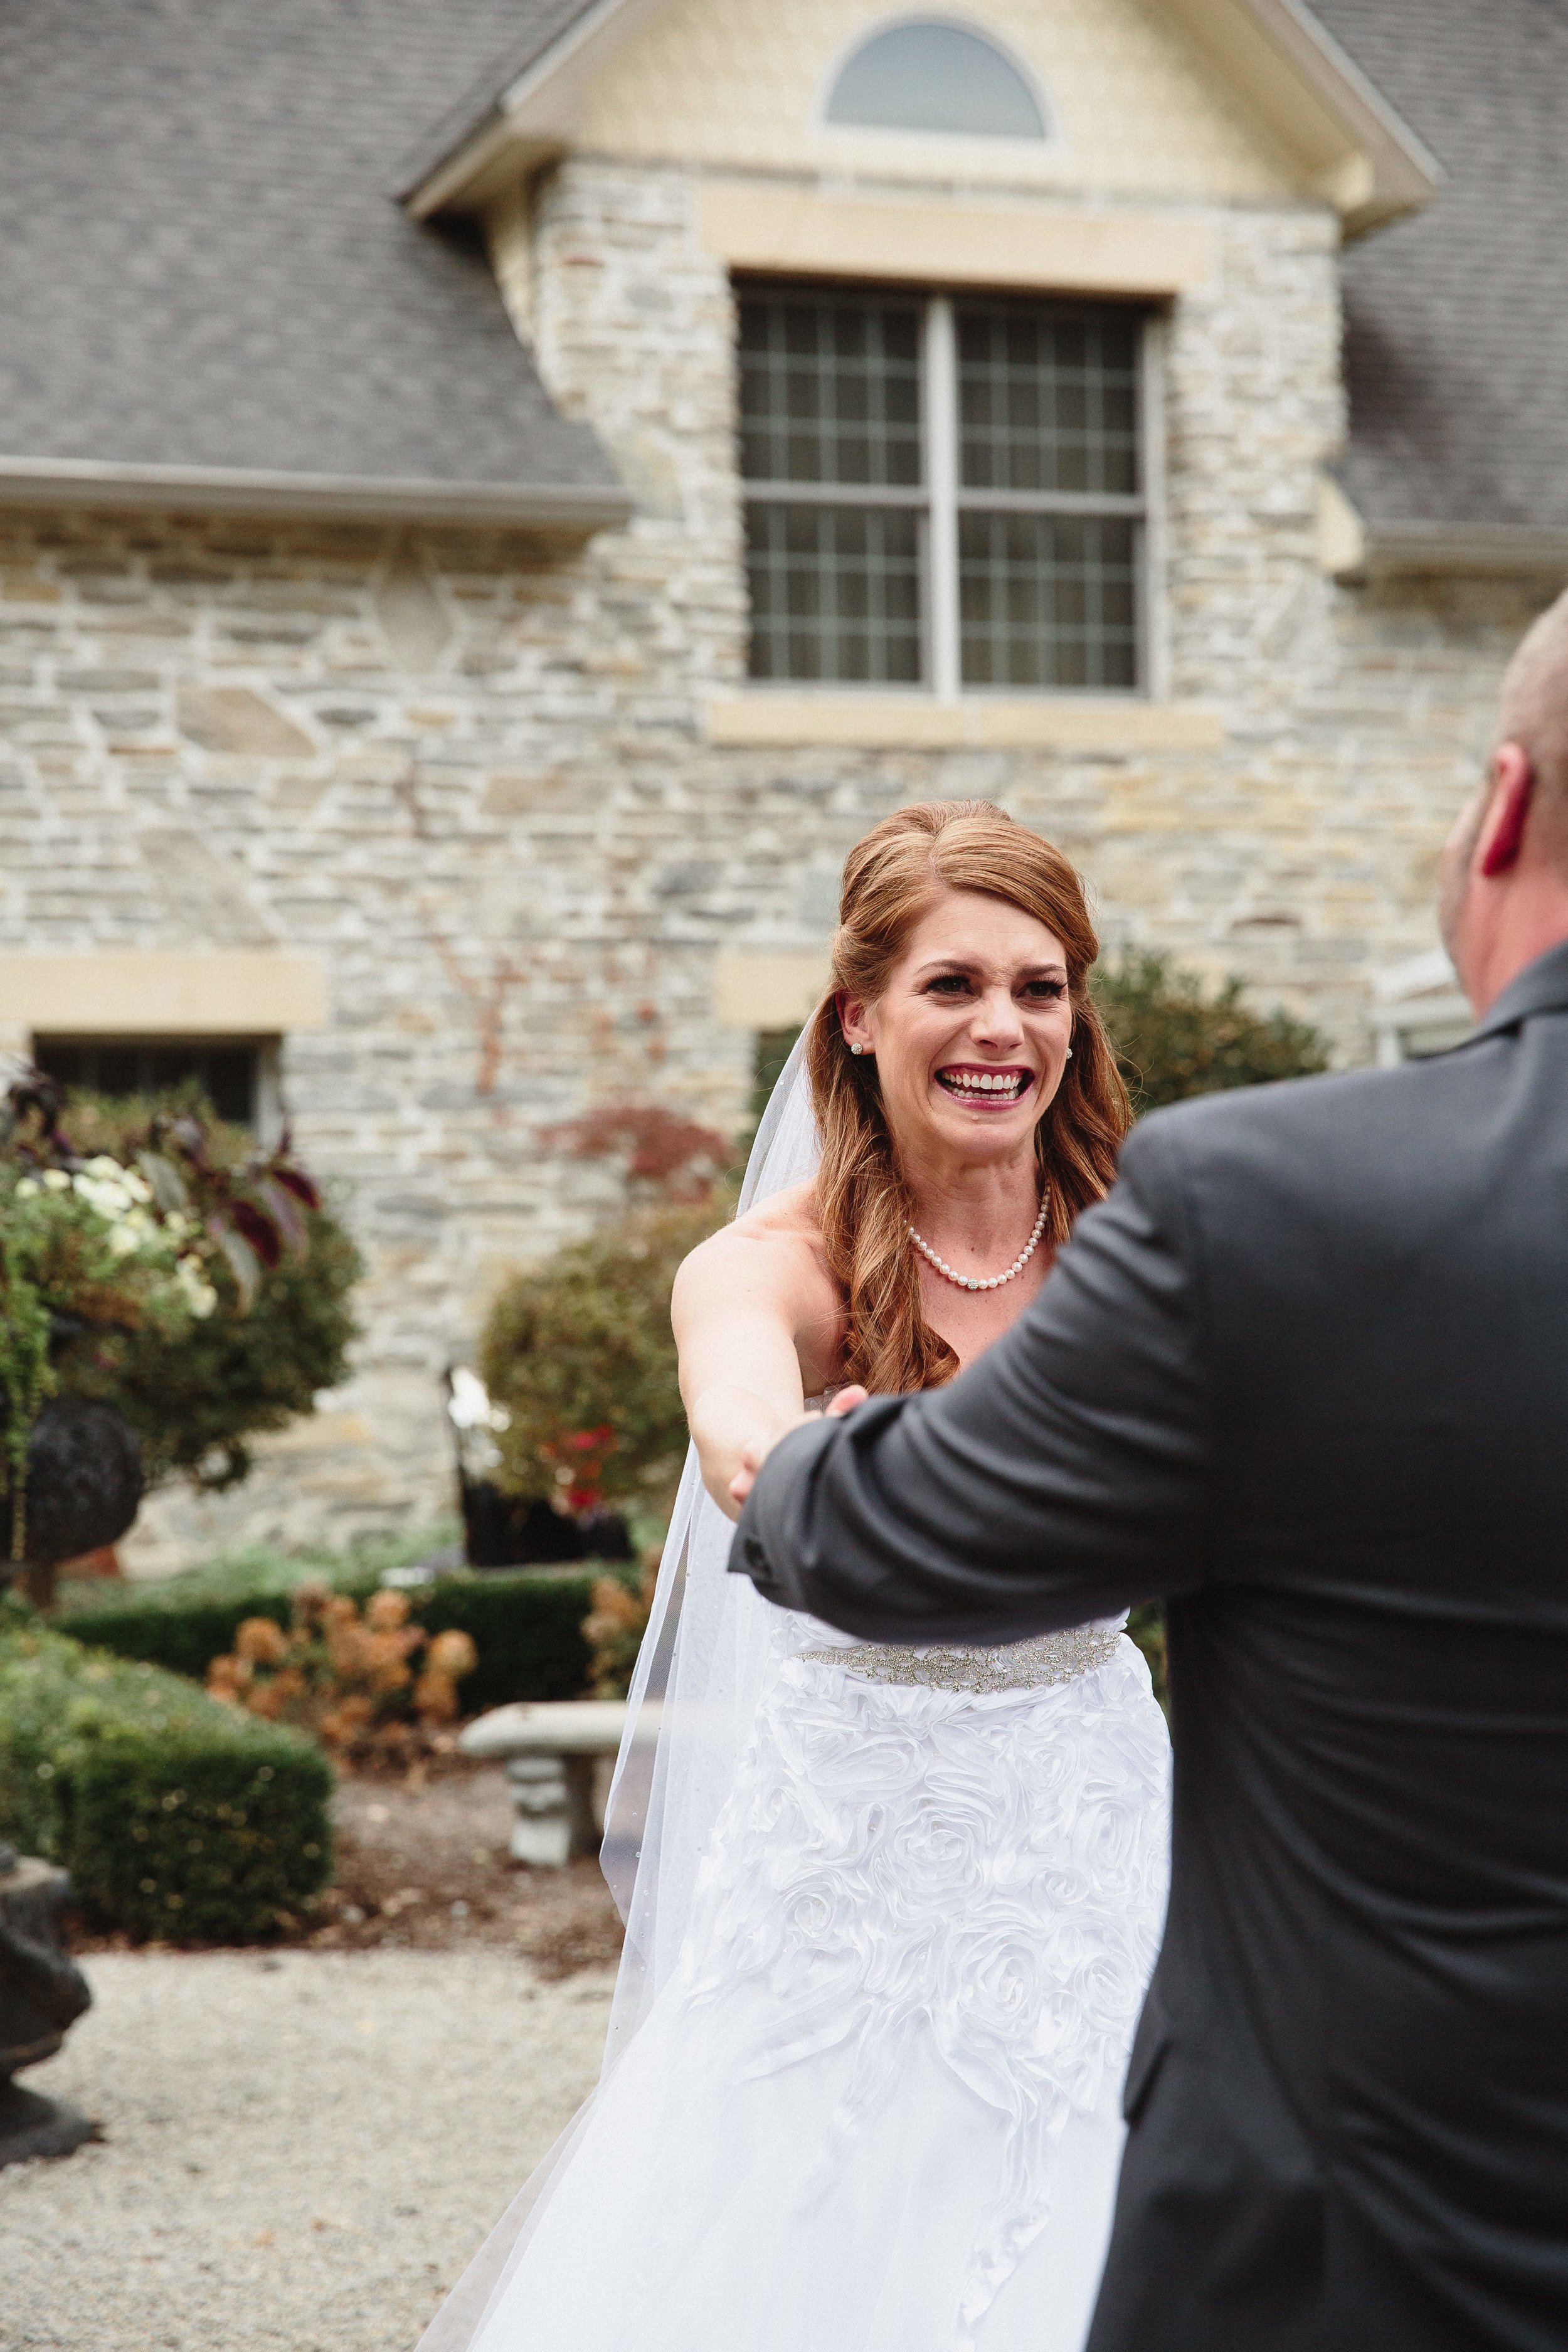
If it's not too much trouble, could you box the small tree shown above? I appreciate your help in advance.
[1091,952,1328,1112]
[480,1195,731,1519]
[478,1104,736,1524]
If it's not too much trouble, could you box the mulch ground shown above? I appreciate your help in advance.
[78,1755,626,1981]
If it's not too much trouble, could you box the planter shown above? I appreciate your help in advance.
[7,1397,143,1611]
[458,1473,632,1571]
[0,1840,95,2166]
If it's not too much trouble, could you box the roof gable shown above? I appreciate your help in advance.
[403,0,1436,234]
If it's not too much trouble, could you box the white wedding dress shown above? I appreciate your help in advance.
[421,1047,1172,2352]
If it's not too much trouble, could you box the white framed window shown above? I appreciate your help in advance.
[738,281,1151,696]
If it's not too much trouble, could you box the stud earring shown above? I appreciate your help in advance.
[849,1041,865,1056]
[1064,1044,1074,1059]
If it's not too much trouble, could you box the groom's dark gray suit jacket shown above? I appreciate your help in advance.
[733,939,1568,2352]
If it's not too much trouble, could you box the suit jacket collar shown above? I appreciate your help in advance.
[1470,935,1568,1045]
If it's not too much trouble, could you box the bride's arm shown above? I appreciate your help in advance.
[672,1224,813,1520]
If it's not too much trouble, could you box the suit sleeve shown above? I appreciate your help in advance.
[729,1111,1215,1643]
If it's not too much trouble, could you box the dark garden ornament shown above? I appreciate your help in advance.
[0,1838,96,2167]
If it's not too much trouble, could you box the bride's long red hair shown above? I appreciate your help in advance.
[806,801,1130,1396]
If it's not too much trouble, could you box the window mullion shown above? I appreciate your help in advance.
[923,295,961,701]
[1137,312,1167,703]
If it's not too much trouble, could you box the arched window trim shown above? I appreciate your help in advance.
[813,13,1058,148]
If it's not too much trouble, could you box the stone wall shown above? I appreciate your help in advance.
[526,159,1481,1042]
[0,157,1554,1567]
[0,497,758,1570]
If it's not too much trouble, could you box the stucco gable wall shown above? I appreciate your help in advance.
[575,0,1299,203]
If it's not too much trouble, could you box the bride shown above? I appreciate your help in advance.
[422,801,1170,2352]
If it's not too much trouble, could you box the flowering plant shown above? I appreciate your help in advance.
[206,1582,478,1761]
[1,1067,357,1557]
[0,1148,215,1559]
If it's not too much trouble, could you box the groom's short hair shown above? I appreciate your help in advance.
[1498,586,1568,864]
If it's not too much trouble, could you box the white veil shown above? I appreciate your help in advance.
[418,1037,821,2352]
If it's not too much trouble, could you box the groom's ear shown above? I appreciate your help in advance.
[1478,743,1535,877]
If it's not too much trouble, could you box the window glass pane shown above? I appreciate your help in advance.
[739,289,923,488]
[957,302,1140,495]
[747,502,923,683]
[959,514,1138,689]
[825,21,1046,139]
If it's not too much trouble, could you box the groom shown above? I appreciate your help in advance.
[731,593,1568,2349]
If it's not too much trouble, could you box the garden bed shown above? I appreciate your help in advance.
[312,1757,623,1977]
[53,1534,630,1712]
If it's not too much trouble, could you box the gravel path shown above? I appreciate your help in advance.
[1,1949,615,2352]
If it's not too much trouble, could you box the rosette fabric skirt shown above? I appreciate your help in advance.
[470,1634,1170,2352]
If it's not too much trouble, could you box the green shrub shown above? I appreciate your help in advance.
[53,1534,615,1712]
[85,1209,363,1493]
[1091,951,1329,1113]
[413,1568,612,1712]
[0,1611,332,1941]
[480,1197,733,1515]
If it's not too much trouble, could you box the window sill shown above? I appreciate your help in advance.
[706,694,1224,752]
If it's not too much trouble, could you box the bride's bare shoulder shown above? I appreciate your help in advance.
[672,1184,842,1390]
[672,1182,830,1308]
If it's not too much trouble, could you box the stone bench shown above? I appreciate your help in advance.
[459,1700,630,1867]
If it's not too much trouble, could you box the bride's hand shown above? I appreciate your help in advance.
[728,1385,868,1515]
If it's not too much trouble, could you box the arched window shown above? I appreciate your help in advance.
[824,18,1048,141]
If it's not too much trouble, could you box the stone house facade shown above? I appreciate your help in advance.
[0,0,1562,1565]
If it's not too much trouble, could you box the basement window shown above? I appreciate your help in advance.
[33,1037,275,1131]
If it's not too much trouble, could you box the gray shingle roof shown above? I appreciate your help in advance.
[0,0,621,506]
[1,0,1559,537]
[1316,0,1568,535]
[394,0,597,199]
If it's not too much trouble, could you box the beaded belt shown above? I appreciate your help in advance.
[794,1621,1123,1697]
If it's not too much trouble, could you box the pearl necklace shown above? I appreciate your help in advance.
[907,1196,1049,1292]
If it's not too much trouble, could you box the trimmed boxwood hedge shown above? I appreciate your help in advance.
[53,1539,617,1712]
[0,1611,332,1942]
[405,1568,607,1713]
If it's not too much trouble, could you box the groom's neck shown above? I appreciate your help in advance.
[1460,869,1568,1017]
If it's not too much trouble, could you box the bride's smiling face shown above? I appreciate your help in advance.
[840,887,1073,1165]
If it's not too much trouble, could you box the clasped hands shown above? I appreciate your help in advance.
[726,1385,867,1517]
